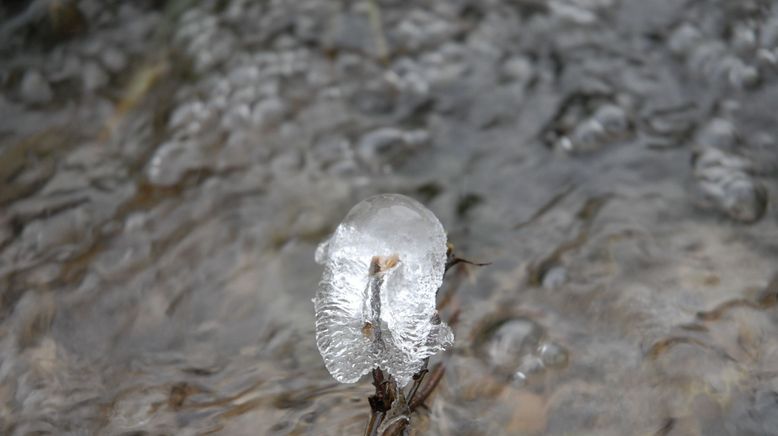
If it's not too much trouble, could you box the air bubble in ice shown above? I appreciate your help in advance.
[313,194,452,386]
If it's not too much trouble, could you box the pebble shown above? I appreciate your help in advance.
[20,70,53,104]
[485,318,544,373]
[82,62,109,93]
[542,266,568,290]
[100,47,127,73]
[693,147,768,223]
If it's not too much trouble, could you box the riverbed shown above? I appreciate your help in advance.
[1,0,777,434]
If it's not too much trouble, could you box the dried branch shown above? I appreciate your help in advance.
[381,363,446,436]
[365,368,396,436]
[445,243,490,272]
[380,418,407,436]
[406,358,429,404]
[409,363,444,411]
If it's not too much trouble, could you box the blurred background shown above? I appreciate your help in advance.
[1,0,778,434]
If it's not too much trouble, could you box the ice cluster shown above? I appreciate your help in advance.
[314,194,452,386]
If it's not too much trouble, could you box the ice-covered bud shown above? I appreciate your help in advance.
[314,194,452,386]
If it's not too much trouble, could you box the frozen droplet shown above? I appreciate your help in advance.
[314,194,451,386]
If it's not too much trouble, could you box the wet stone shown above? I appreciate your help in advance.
[697,171,767,223]
[349,83,397,116]
[325,12,376,56]
[390,8,457,53]
[544,94,631,154]
[100,47,127,73]
[669,23,702,55]
[12,291,55,349]
[269,150,303,177]
[82,62,108,93]
[17,206,94,258]
[357,128,430,170]
[692,147,768,223]
[593,104,629,136]
[19,70,53,104]
[146,140,204,187]
[542,266,567,290]
[696,118,738,152]
[726,382,778,436]
[501,56,534,84]
[477,316,544,375]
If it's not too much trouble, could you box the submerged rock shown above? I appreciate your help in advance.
[20,70,53,104]
[692,128,768,223]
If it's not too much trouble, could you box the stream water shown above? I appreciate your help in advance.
[1,0,778,435]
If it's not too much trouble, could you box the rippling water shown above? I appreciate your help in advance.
[1,0,777,435]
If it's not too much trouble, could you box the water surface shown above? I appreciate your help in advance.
[1,0,777,434]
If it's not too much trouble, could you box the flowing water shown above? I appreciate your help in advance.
[1,0,777,434]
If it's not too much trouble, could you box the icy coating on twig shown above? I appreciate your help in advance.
[314,194,452,386]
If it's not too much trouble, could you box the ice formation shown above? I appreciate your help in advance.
[314,194,453,386]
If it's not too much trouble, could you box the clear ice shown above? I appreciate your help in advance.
[314,194,453,386]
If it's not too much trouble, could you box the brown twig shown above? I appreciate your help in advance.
[445,243,490,273]
[406,358,429,403]
[445,255,491,272]
[365,368,396,436]
[409,363,445,411]
[365,409,384,436]
[381,363,446,436]
[380,418,408,436]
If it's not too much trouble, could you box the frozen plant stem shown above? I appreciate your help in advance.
[362,255,398,343]
[365,245,485,436]
[365,368,395,436]
[364,256,396,436]
[314,193,453,386]
[315,195,488,433]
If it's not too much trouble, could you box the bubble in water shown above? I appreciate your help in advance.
[539,341,569,368]
[314,194,452,386]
